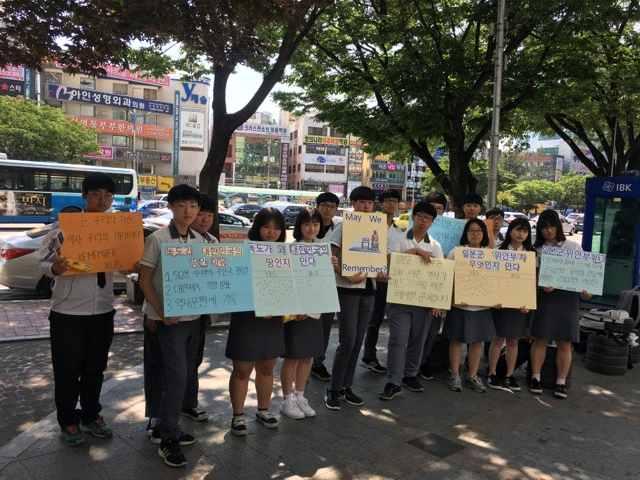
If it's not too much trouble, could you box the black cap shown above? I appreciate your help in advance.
[463,192,484,206]
[82,172,115,195]
[316,191,340,206]
[349,186,376,202]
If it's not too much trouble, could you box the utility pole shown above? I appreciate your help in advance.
[487,0,505,208]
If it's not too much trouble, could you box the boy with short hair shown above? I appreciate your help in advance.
[311,191,341,381]
[380,201,444,400]
[361,190,403,374]
[39,173,118,446]
[425,192,448,216]
[325,186,379,411]
[139,184,205,468]
[462,193,483,220]
[485,207,505,246]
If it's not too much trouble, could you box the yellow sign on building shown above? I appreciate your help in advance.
[138,175,157,188]
[156,176,174,193]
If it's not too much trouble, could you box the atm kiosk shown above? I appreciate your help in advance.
[582,175,640,303]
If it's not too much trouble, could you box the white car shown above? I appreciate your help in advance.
[0,225,133,293]
[143,210,251,242]
[504,211,529,224]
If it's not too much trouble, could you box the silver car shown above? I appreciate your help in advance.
[143,210,251,242]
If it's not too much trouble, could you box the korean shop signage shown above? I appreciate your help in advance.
[48,84,173,115]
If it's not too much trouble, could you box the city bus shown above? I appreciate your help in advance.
[0,159,138,223]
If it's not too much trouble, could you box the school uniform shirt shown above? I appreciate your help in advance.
[388,221,405,247]
[140,222,205,322]
[200,231,219,243]
[447,248,488,312]
[388,228,444,259]
[329,221,374,292]
[39,222,115,316]
[318,219,337,240]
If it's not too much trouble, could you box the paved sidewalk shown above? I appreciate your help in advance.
[0,297,143,342]
[0,327,639,480]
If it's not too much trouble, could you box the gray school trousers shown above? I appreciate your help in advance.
[313,312,335,367]
[386,304,433,386]
[330,291,375,391]
[155,319,202,441]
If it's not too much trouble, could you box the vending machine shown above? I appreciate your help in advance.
[582,175,640,302]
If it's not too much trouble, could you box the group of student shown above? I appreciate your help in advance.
[39,172,588,469]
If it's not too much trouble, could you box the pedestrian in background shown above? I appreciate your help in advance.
[39,173,118,446]
[362,190,403,375]
[462,193,483,220]
[311,191,340,382]
[138,184,204,468]
[485,207,505,248]
[280,209,325,420]
[225,208,286,436]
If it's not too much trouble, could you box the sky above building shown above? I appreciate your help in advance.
[226,66,282,117]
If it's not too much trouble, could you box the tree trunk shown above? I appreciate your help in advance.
[199,127,232,237]
[446,126,478,218]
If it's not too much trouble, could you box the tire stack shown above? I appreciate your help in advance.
[629,331,640,366]
[585,334,629,376]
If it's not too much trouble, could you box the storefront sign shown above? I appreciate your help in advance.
[173,91,181,176]
[48,84,173,114]
[0,65,25,81]
[180,82,208,105]
[304,135,348,146]
[138,175,158,188]
[280,142,289,186]
[70,116,172,140]
[237,123,288,136]
[305,154,346,166]
[180,111,205,150]
[137,151,172,163]
[84,146,113,161]
[0,79,24,96]
[102,65,170,87]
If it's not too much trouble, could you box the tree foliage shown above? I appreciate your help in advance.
[276,0,581,211]
[0,96,98,163]
[0,0,328,203]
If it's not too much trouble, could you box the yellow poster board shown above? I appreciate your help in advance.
[341,211,388,277]
[453,247,537,309]
[387,253,455,310]
[59,212,144,274]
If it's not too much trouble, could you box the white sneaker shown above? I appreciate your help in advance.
[281,395,305,419]
[296,394,317,418]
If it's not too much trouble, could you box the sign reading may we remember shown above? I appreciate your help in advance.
[453,247,537,309]
[161,243,253,317]
[387,254,455,310]
[538,247,606,296]
[341,212,388,277]
[60,212,143,274]
[250,242,339,317]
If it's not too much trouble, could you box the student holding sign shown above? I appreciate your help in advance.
[487,218,535,392]
[530,210,591,400]
[444,219,496,393]
[139,185,205,468]
[379,202,445,401]
[38,173,120,447]
[325,186,379,411]
[280,209,325,420]
[225,208,286,435]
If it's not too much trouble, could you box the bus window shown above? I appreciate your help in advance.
[33,171,49,191]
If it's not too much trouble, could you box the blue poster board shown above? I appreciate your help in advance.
[290,243,340,315]
[250,242,298,317]
[162,242,253,317]
[429,216,466,256]
[538,246,607,296]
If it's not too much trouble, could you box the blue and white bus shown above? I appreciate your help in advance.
[0,159,138,223]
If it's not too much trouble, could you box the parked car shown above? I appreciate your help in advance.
[530,214,575,236]
[573,214,584,232]
[230,203,262,221]
[143,210,251,241]
[503,211,529,224]
[0,224,148,294]
[136,200,168,218]
[264,201,309,228]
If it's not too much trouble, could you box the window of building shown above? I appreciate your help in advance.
[326,165,345,174]
[298,145,302,154]
[95,107,111,119]
[79,104,94,117]
[45,72,62,85]
[305,144,325,154]
[79,77,95,90]
[97,134,112,146]
[143,138,157,150]
[143,113,158,125]
[331,129,346,138]
[112,109,128,121]
[143,89,158,100]
[112,135,129,147]
[307,126,327,136]
[326,145,346,156]
[112,83,129,95]
[305,164,324,172]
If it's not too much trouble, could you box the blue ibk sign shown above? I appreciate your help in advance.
[48,84,174,115]
[181,82,208,105]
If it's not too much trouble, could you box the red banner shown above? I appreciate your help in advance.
[71,116,172,140]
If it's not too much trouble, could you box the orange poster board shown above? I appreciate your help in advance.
[59,212,144,274]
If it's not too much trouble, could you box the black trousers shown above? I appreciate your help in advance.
[363,282,388,362]
[49,310,114,429]
[313,312,335,367]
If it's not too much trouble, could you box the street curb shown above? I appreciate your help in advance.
[0,364,145,459]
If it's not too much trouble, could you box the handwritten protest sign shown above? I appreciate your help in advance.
[538,247,606,295]
[59,212,143,274]
[341,212,388,277]
[429,216,466,256]
[387,254,455,310]
[453,247,537,309]
[290,243,340,315]
[251,242,340,317]
[161,243,253,317]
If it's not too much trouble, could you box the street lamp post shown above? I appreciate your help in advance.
[487,0,505,208]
